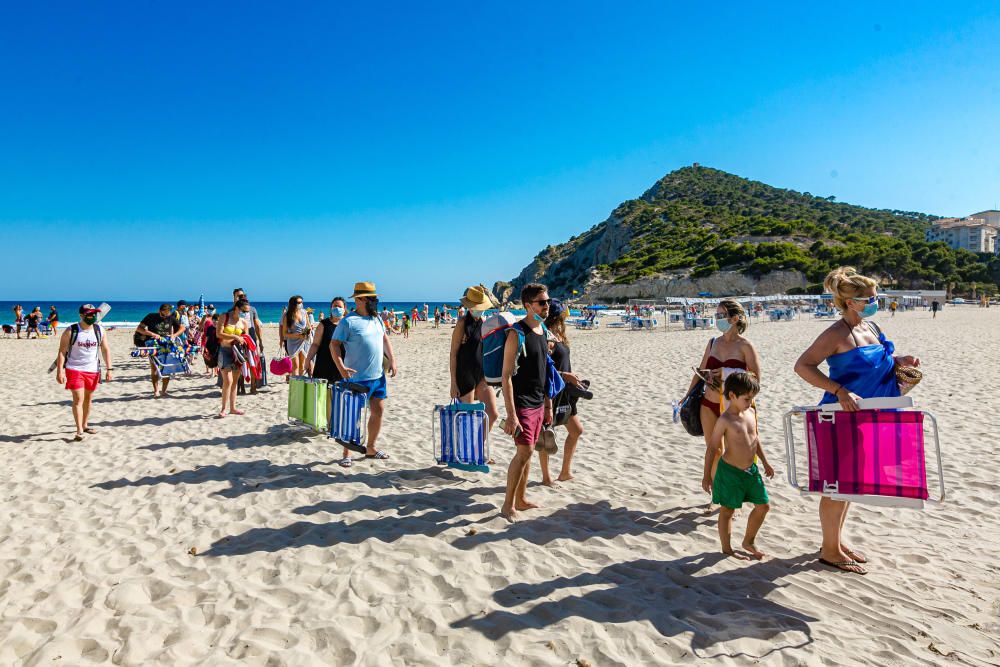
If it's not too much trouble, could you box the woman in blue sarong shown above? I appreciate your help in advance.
[794,267,920,575]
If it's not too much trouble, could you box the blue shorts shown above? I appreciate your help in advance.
[352,374,388,400]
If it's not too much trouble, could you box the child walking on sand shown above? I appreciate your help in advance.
[702,371,774,559]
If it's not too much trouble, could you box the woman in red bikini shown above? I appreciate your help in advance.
[686,299,761,478]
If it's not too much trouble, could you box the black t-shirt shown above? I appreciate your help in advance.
[510,320,547,409]
[140,313,179,338]
[550,339,571,373]
[27,312,41,326]
[49,310,59,322]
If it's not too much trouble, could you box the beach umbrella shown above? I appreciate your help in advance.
[198,294,205,317]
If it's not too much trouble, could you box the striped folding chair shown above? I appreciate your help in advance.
[433,401,490,473]
[783,396,945,509]
[330,381,370,454]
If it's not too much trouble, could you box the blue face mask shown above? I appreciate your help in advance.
[716,318,731,333]
[531,311,544,323]
[861,302,878,319]
[331,306,345,318]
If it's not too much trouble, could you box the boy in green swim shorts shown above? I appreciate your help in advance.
[702,371,774,560]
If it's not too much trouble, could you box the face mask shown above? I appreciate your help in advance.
[531,311,545,323]
[716,318,731,333]
[861,302,878,319]
[83,315,97,325]
[470,309,485,318]
[331,306,345,318]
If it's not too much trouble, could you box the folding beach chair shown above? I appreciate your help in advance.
[783,396,945,509]
[329,381,370,454]
[1,324,13,338]
[432,400,490,473]
[151,341,190,376]
[287,376,330,433]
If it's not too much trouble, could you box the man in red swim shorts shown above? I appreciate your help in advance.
[500,283,553,522]
[56,304,112,441]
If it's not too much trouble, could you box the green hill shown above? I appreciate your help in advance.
[501,165,999,300]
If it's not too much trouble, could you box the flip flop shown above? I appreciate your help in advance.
[73,433,84,442]
[819,558,867,575]
[365,450,390,460]
[83,428,97,434]
[338,457,353,468]
[842,547,868,564]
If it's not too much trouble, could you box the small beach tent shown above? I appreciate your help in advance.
[783,396,945,509]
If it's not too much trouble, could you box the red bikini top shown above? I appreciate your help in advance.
[706,356,747,370]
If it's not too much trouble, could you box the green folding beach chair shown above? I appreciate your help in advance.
[288,376,330,433]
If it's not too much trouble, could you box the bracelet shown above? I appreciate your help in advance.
[832,383,843,395]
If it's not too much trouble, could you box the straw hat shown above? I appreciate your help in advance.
[460,285,494,310]
[351,281,379,298]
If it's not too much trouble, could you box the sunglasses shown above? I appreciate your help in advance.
[849,296,878,304]
[531,299,552,306]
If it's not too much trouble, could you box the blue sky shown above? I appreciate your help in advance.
[2,2,998,300]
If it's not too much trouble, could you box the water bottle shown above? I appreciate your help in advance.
[672,399,680,423]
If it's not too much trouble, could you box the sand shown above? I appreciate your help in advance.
[1,308,999,666]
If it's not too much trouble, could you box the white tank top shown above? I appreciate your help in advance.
[66,326,101,372]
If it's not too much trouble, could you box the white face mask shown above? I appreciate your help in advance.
[470,309,485,318]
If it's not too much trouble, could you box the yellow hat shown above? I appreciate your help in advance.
[351,281,379,298]
[460,285,494,310]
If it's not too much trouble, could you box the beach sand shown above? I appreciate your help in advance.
[1,309,998,665]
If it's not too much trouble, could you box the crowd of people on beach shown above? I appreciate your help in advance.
[37,265,925,572]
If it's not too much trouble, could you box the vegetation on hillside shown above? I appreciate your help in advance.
[520,166,999,296]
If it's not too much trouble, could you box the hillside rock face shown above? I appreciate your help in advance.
[583,270,806,301]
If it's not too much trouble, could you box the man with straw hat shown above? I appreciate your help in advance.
[331,281,398,466]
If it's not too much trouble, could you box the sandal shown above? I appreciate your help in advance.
[819,558,867,575]
[338,457,353,468]
[73,433,84,442]
[365,450,390,460]
[83,428,98,434]
[841,546,868,564]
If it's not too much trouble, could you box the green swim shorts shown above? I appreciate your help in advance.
[712,458,769,509]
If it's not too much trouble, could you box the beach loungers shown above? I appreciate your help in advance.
[432,401,490,473]
[151,341,190,376]
[783,396,945,509]
[330,380,370,454]
[287,376,329,432]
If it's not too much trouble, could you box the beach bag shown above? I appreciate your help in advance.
[433,400,490,472]
[270,353,294,376]
[481,312,520,386]
[546,355,566,399]
[679,378,706,437]
[552,389,573,427]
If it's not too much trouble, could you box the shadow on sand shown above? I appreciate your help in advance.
[452,553,818,660]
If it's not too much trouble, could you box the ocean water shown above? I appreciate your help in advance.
[0,300,536,325]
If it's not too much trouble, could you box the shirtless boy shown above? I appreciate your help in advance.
[702,371,774,559]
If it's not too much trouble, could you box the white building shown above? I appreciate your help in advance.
[926,213,998,253]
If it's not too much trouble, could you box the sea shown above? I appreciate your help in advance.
[0,299,540,326]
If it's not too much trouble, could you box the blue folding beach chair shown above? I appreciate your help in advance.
[432,401,490,473]
[329,381,370,454]
[151,341,190,376]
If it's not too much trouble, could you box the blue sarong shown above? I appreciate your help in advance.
[820,331,900,404]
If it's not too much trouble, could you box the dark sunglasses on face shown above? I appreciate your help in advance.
[532,299,552,306]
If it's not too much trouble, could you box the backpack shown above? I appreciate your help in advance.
[481,312,521,386]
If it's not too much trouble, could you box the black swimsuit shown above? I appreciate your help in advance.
[455,313,484,395]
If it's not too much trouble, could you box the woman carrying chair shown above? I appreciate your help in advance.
[449,285,500,430]
[794,266,921,574]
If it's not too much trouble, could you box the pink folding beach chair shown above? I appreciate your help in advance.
[783,397,945,509]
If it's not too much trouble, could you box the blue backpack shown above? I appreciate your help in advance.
[481,312,520,386]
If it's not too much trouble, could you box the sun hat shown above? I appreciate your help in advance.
[351,281,379,298]
[460,285,494,310]
[79,303,100,314]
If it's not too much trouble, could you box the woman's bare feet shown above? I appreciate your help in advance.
[557,473,574,482]
[541,478,555,487]
[742,540,766,560]
[514,499,538,511]
[500,505,517,522]
[722,548,750,561]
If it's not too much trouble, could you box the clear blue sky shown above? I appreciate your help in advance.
[2,2,998,301]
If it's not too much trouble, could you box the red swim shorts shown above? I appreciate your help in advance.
[514,405,544,447]
[65,369,100,391]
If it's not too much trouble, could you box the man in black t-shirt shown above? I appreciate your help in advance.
[500,282,553,522]
[137,303,183,397]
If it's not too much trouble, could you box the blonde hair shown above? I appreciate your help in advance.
[824,266,878,312]
[717,299,748,334]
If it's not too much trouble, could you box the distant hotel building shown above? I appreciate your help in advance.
[925,210,999,254]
